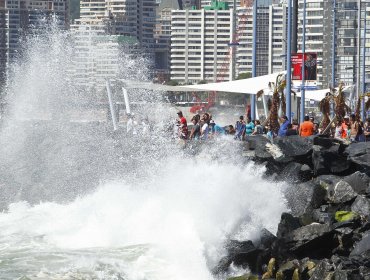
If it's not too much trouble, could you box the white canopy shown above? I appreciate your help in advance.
[122,74,353,102]
[179,73,353,102]
[180,72,283,95]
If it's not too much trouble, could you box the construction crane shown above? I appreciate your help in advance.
[190,0,253,114]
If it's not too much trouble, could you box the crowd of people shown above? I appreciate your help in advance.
[176,110,370,143]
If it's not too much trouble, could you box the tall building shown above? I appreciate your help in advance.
[268,2,287,74]
[170,0,285,84]
[237,1,274,77]
[69,24,122,91]
[0,0,69,91]
[77,0,155,55]
[170,6,235,84]
[297,0,370,90]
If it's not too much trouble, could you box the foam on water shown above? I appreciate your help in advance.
[0,20,288,280]
[0,155,287,279]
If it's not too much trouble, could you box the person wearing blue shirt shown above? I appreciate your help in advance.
[235,116,246,140]
[245,118,255,135]
[278,115,290,137]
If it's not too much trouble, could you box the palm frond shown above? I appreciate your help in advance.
[256,89,264,99]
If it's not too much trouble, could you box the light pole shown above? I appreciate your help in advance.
[286,0,292,122]
[357,0,362,110]
[331,0,336,118]
[300,0,306,123]
[362,7,367,121]
[251,0,257,120]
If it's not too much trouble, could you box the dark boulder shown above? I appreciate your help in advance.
[280,162,313,183]
[280,162,303,184]
[350,231,370,257]
[284,181,327,218]
[287,223,338,258]
[276,213,301,239]
[327,181,358,204]
[312,135,335,149]
[273,135,313,162]
[312,144,350,175]
[245,135,272,160]
[214,240,264,274]
[344,142,370,171]
[343,171,370,195]
[258,228,277,250]
[351,196,370,218]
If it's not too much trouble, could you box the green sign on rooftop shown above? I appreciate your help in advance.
[204,0,229,10]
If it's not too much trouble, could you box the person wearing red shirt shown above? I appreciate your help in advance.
[177,111,188,140]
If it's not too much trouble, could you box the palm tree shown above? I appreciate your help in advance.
[318,82,351,131]
[257,73,287,132]
[318,92,332,131]
[333,83,350,119]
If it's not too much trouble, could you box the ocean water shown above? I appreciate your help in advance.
[0,20,288,280]
[0,151,287,280]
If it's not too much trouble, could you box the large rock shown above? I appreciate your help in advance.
[344,142,370,171]
[312,144,350,175]
[343,171,370,195]
[350,231,370,257]
[273,135,313,162]
[280,162,313,183]
[214,240,263,274]
[287,223,338,258]
[280,162,303,183]
[284,181,327,217]
[328,181,358,204]
[245,135,271,160]
[351,196,370,218]
[276,213,301,239]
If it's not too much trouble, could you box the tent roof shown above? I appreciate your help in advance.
[122,73,353,102]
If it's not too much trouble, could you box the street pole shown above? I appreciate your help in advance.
[286,0,292,122]
[251,0,257,120]
[331,0,336,118]
[362,8,367,121]
[357,0,362,112]
[300,0,306,123]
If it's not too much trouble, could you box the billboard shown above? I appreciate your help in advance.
[291,53,318,90]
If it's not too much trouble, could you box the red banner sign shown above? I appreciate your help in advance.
[291,53,317,81]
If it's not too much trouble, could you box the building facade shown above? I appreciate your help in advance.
[170,7,235,84]
[297,0,370,90]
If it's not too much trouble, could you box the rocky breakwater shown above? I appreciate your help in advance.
[216,135,370,280]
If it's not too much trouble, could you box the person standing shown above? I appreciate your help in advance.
[245,117,255,136]
[349,114,359,142]
[364,118,370,141]
[252,120,264,135]
[286,123,298,136]
[235,115,246,140]
[334,120,343,140]
[177,110,188,140]
[278,116,290,137]
[189,116,201,140]
[200,113,210,140]
[299,115,314,137]
[341,116,350,139]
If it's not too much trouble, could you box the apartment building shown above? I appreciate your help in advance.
[237,2,274,77]
[297,0,370,90]
[170,7,235,84]
[268,2,287,74]
[77,0,155,54]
